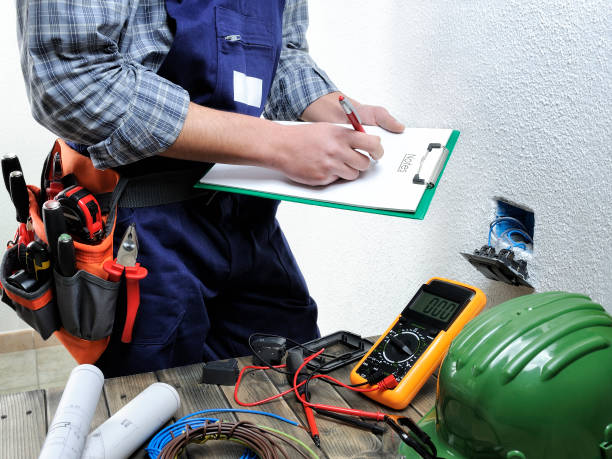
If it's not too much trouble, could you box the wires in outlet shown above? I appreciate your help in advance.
[488,216,533,251]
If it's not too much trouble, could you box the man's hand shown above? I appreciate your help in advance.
[301,91,405,134]
[273,123,383,186]
[351,103,405,134]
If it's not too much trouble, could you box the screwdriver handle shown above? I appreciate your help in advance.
[1,154,22,194]
[9,171,30,224]
[57,233,77,277]
[42,200,67,267]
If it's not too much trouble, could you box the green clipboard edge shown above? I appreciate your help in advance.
[194,130,460,220]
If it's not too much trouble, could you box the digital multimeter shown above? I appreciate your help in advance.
[350,277,486,409]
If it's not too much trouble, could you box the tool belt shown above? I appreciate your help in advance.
[0,139,211,364]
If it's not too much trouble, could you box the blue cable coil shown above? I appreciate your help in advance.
[146,408,300,459]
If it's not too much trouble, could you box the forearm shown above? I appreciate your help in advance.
[164,101,385,187]
[162,102,285,169]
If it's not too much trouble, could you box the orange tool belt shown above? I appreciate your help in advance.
[1,140,120,364]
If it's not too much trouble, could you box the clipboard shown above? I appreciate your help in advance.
[195,125,460,220]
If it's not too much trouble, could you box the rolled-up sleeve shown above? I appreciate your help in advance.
[263,0,338,121]
[17,0,189,169]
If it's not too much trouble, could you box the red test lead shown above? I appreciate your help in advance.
[338,95,365,132]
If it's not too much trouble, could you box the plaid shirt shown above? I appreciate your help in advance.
[17,0,337,169]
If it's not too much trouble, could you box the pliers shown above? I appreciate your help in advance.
[103,223,148,343]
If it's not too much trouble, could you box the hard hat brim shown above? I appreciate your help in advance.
[399,408,468,459]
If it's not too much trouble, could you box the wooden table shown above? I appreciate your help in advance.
[0,352,436,458]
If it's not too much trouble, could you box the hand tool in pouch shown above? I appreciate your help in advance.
[57,233,77,277]
[42,200,68,268]
[56,185,103,244]
[46,151,64,200]
[6,241,51,293]
[103,224,148,343]
[1,154,22,193]
[9,170,34,246]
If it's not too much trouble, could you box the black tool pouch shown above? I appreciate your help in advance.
[0,245,61,339]
[54,268,120,341]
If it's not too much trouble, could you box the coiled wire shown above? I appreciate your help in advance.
[157,420,312,459]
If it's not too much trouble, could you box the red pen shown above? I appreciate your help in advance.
[338,95,365,132]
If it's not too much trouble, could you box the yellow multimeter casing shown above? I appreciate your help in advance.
[350,277,486,409]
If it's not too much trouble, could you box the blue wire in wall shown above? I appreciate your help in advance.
[488,216,532,252]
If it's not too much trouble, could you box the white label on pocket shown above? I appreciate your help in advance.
[233,70,263,108]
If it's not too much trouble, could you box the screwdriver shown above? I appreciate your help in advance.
[42,200,68,268]
[9,171,34,246]
[57,233,77,277]
[9,171,30,225]
[1,154,22,194]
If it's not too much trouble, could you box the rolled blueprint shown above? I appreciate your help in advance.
[82,382,180,459]
[39,364,105,459]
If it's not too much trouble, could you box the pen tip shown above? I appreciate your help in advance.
[313,435,321,448]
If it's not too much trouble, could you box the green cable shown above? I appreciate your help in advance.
[258,425,320,459]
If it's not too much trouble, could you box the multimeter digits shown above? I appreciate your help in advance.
[351,278,486,409]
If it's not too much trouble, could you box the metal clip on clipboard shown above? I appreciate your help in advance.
[413,143,449,188]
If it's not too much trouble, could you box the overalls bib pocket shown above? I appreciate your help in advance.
[214,6,277,115]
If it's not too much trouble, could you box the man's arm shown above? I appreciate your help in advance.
[19,0,384,185]
[17,0,189,170]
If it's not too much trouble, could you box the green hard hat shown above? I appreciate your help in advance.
[401,292,612,459]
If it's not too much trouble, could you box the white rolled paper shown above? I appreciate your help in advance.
[39,364,105,459]
[82,382,180,459]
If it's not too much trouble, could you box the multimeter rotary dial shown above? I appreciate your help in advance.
[383,332,420,363]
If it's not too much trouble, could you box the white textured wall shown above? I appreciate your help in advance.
[0,1,610,335]
[0,2,56,332]
[278,0,612,336]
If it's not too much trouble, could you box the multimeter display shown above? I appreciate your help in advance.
[354,279,483,401]
[408,292,460,322]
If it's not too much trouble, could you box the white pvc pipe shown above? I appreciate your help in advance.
[82,382,180,459]
[39,364,105,459]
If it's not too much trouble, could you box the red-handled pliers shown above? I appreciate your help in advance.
[103,223,148,343]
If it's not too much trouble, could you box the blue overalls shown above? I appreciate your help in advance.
[95,0,319,377]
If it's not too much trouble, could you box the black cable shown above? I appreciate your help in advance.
[249,333,337,359]
[248,332,370,403]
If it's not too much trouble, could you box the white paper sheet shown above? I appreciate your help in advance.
[199,122,454,213]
